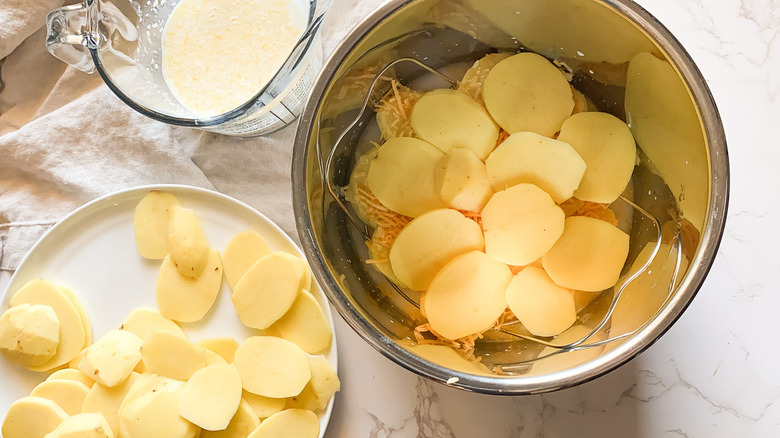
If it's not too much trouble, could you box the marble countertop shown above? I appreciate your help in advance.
[319,0,779,436]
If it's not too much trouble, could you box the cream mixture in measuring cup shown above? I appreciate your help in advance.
[162,0,307,117]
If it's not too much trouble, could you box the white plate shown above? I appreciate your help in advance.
[0,184,337,436]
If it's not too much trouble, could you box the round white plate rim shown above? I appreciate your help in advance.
[0,183,337,436]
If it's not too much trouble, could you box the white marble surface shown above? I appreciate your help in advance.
[317,0,780,437]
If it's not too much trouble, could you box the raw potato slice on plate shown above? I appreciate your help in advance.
[483,52,574,136]
[1,396,68,438]
[179,363,243,431]
[119,386,199,438]
[168,205,211,279]
[200,399,260,438]
[29,379,89,416]
[543,216,630,292]
[45,413,113,438]
[222,229,272,289]
[133,190,181,259]
[0,303,60,368]
[484,131,586,204]
[247,408,319,438]
[119,308,188,342]
[505,266,576,337]
[78,329,142,388]
[233,336,311,398]
[274,290,332,354]
[46,368,95,388]
[141,331,205,380]
[389,209,485,291]
[481,184,565,266]
[194,337,240,363]
[365,136,447,217]
[287,355,341,412]
[82,371,139,435]
[423,251,512,340]
[156,247,223,323]
[411,88,500,160]
[557,111,637,203]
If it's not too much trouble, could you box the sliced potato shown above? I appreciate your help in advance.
[118,387,199,438]
[423,251,512,340]
[242,391,285,419]
[222,230,272,289]
[275,252,312,292]
[9,279,87,371]
[542,216,630,291]
[246,409,319,438]
[274,290,332,354]
[365,137,447,217]
[286,355,340,412]
[389,209,484,290]
[118,373,182,416]
[57,286,92,348]
[82,372,139,436]
[44,413,113,438]
[46,368,95,388]
[557,112,636,203]
[0,303,60,368]
[194,337,239,363]
[481,184,565,266]
[30,379,90,416]
[78,330,142,387]
[232,252,304,330]
[200,399,260,438]
[134,191,181,259]
[156,247,223,323]
[119,308,188,342]
[1,396,68,438]
[434,147,495,212]
[233,336,311,398]
[141,331,206,380]
[411,89,499,160]
[484,131,586,203]
[204,349,229,366]
[179,364,243,431]
[483,52,574,136]
[457,52,513,104]
[168,205,211,278]
[505,266,576,337]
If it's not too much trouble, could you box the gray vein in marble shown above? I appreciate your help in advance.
[366,378,455,438]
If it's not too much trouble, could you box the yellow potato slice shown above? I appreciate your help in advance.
[274,252,312,292]
[0,303,60,368]
[542,216,630,291]
[141,331,206,380]
[274,290,332,354]
[118,386,199,438]
[9,279,87,371]
[118,372,182,417]
[411,89,500,160]
[242,391,285,419]
[82,372,139,436]
[484,131,586,203]
[365,137,447,217]
[168,205,211,278]
[457,52,513,104]
[434,147,495,212]
[194,337,239,363]
[483,52,574,136]
[44,413,113,438]
[423,251,512,340]
[287,355,340,412]
[46,368,95,388]
[119,308,188,342]
[481,184,565,266]
[232,252,304,330]
[179,364,242,431]
[222,230,272,289]
[1,396,68,438]
[57,286,92,348]
[78,330,142,387]
[505,266,576,337]
[30,379,90,416]
[233,336,311,398]
[156,247,223,322]
[389,209,484,291]
[134,191,181,259]
[556,112,637,203]
[246,408,319,438]
[203,349,229,366]
[200,399,260,438]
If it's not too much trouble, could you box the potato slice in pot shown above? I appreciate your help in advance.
[423,251,512,340]
[484,131,586,204]
[365,137,447,217]
[389,209,484,291]
[222,229,272,289]
[168,205,210,278]
[411,89,499,160]
[481,184,565,266]
[483,52,574,136]
[557,112,637,203]
[1,396,68,438]
[274,290,332,354]
[505,266,576,337]
[134,191,181,259]
[246,409,319,438]
[233,336,311,398]
[156,247,223,323]
[542,216,630,291]
[179,364,243,431]
[434,147,495,212]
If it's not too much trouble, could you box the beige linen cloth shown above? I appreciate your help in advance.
[0,0,385,286]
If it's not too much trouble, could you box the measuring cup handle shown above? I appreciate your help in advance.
[45,0,101,73]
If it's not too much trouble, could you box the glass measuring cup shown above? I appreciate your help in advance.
[45,0,332,136]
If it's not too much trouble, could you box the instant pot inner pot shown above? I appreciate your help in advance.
[302,0,714,385]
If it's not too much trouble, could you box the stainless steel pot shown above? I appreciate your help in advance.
[292,0,728,394]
